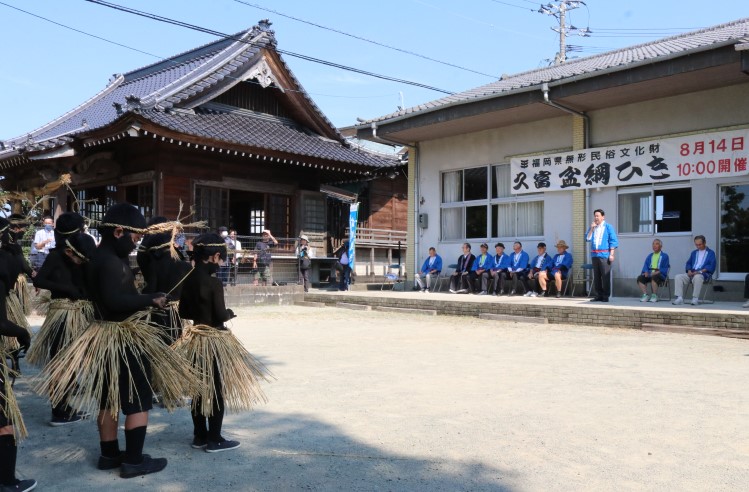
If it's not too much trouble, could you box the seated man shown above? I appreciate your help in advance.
[637,238,670,302]
[449,243,476,294]
[415,247,442,292]
[506,242,529,296]
[490,243,510,296]
[672,235,716,306]
[539,240,573,298]
[470,243,492,295]
[523,242,552,297]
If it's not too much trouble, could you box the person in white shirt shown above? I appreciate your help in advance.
[31,216,56,270]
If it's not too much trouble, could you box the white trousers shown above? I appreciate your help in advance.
[414,273,436,290]
[674,273,705,299]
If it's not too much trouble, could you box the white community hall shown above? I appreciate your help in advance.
[354,18,749,299]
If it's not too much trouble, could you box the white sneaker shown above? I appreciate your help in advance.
[672,297,683,305]
[530,292,538,297]
[640,294,648,302]
[449,289,456,294]
[649,294,658,303]
[691,298,699,306]
[743,300,749,308]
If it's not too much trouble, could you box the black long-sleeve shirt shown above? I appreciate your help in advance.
[137,249,192,298]
[86,241,159,321]
[32,249,86,300]
[0,250,28,341]
[178,262,233,329]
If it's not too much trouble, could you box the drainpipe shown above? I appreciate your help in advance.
[371,122,419,285]
[541,83,593,290]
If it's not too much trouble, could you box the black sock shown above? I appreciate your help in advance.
[191,411,207,439]
[0,434,18,486]
[123,426,147,465]
[100,439,120,458]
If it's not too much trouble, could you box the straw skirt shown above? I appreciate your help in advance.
[26,299,94,367]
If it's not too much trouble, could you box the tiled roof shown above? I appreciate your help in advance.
[140,108,398,168]
[1,21,359,165]
[361,17,749,125]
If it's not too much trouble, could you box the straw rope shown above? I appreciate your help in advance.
[34,314,202,419]
[173,324,272,417]
[1,291,32,353]
[26,299,94,367]
[14,275,31,316]
[0,354,27,440]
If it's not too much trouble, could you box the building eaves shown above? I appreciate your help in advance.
[357,17,749,128]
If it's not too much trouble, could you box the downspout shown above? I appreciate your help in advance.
[371,122,419,285]
[541,83,592,288]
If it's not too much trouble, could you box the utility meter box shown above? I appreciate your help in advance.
[418,213,428,229]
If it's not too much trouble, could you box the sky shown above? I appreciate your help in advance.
[0,0,746,140]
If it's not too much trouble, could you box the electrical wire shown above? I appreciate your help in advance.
[487,0,536,11]
[230,0,498,79]
[83,0,455,95]
[0,1,401,100]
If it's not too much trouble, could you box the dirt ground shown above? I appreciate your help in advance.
[11,306,749,491]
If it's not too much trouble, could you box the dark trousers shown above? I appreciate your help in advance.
[744,273,749,298]
[507,272,525,293]
[299,268,310,292]
[592,256,611,299]
[50,317,75,419]
[468,271,489,292]
[491,271,509,293]
[339,265,351,291]
[192,359,224,442]
[476,271,492,292]
[449,272,471,291]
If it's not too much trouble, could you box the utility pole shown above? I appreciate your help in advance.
[538,1,591,64]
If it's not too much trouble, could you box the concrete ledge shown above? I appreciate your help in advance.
[295,301,327,308]
[479,313,548,324]
[336,302,372,311]
[641,323,749,339]
[373,306,437,316]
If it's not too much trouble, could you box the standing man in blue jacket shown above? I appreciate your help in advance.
[585,209,619,302]
[507,241,530,296]
[637,238,670,302]
[672,235,716,306]
[490,243,510,296]
[414,247,442,293]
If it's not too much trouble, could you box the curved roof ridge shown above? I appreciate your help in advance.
[3,74,125,145]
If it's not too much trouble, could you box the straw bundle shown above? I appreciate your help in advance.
[32,290,52,316]
[26,299,94,367]
[14,275,31,316]
[35,315,201,419]
[173,324,272,417]
[1,291,32,353]
[0,356,27,440]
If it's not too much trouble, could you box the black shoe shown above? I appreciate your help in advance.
[120,455,167,479]
[0,479,37,492]
[509,289,516,296]
[97,452,124,470]
[191,436,207,449]
[589,297,600,302]
[206,439,241,453]
[49,411,88,427]
[600,298,609,302]
[556,292,561,299]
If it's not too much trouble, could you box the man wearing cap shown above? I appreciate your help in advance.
[585,209,619,302]
[470,243,492,295]
[539,240,573,298]
[489,243,511,296]
[253,229,278,286]
[415,247,442,293]
[523,242,553,297]
[506,242,529,296]
[297,235,313,293]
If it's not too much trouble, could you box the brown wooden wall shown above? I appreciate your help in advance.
[366,176,408,231]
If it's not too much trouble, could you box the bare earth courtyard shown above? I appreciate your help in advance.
[12,306,749,491]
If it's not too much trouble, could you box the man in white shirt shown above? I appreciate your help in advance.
[31,216,55,270]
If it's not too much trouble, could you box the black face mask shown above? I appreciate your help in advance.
[9,231,25,243]
[114,232,136,258]
[206,262,220,276]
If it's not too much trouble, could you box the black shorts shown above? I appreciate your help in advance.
[637,273,665,285]
[100,347,153,416]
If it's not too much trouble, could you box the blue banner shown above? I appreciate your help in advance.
[348,202,359,269]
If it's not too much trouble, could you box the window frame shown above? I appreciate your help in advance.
[616,182,693,237]
[717,181,749,281]
[489,164,544,241]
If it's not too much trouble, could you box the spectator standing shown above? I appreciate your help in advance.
[253,229,278,286]
[637,239,670,302]
[297,235,313,293]
[217,226,231,286]
[585,209,619,302]
[31,216,56,271]
[672,235,716,306]
[414,247,442,293]
[337,240,351,291]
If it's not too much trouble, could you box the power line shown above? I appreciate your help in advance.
[83,0,455,95]
[231,0,498,79]
[487,0,535,11]
[0,1,402,101]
